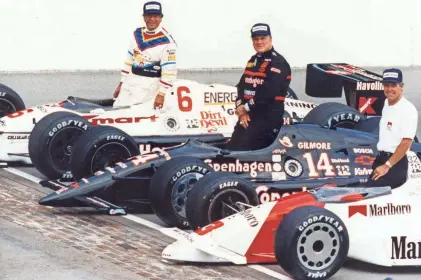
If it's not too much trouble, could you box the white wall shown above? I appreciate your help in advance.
[0,0,420,71]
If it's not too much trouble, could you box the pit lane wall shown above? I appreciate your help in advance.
[1,0,420,71]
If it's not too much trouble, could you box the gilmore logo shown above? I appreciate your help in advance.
[391,236,421,260]
[348,203,411,218]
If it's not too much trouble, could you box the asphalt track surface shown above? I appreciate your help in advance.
[1,67,421,280]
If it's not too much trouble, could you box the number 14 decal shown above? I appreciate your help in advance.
[303,152,350,178]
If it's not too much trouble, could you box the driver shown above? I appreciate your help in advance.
[113,1,177,109]
[226,23,292,151]
[368,68,418,188]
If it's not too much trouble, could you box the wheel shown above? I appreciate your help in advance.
[0,84,26,118]
[186,172,259,230]
[149,156,213,229]
[286,87,299,100]
[70,126,140,180]
[28,111,92,180]
[302,102,366,129]
[274,206,349,280]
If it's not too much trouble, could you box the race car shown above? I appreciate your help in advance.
[1,63,387,180]
[37,104,421,229]
[161,161,421,280]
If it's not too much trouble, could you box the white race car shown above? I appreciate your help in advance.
[0,63,386,180]
[161,151,421,280]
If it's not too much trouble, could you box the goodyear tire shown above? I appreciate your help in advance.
[0,84,25,118]
[274,206,349,280]
[29,111,92,180]
[302,102,366,129]
[149,156,213,229]
[186,172,259,230]
[70,126,139,180]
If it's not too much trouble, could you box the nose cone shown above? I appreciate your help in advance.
[162,240,229,263]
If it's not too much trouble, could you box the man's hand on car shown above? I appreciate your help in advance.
[154,93,165,109]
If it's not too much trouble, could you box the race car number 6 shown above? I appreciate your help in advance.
[177,86,193,112]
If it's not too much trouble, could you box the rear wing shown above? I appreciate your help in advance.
[305,63,385,116]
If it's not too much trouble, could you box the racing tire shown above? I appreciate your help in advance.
[302,102,366,129]
[29,111,92,180]
[149,156,214,229]
[70,126,140,180]
[0,84,26,118]
[274,206,349,280]
[186,172,259,230]
[286,87,298,100]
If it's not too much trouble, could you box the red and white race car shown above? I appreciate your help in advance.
[161,150,421,280]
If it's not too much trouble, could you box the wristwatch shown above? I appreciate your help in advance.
[385,161,392,168]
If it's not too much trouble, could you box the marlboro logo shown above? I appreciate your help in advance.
[349,203,411,218]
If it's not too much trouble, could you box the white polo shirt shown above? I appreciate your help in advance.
[377,96,418,153]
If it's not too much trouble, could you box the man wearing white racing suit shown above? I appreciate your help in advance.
[113,1,177,109]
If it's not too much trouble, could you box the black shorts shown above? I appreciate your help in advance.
[366,151,408,188]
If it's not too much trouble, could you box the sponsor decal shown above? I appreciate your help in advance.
[246,62,254,68]
[164,116,180,132]
[204,91,237,105]
[355,155,375,166]
[298,142,331,150]
[349,203,411,218]
[106,135,125,141]
[387,121,392,130]
[48,120,89,137]
[244,89,255,98]
[167,54,176,61]
[139,144,166,154]
[83,115,158,126]
[7,135,30,140]
[298,213,344,233]
[272,149,286,154]
[358,97,377,114]
[279,136,293,147]
[270,67,281,73]
[408,154,421,178]
[109,208,126,215]
[391,236,421,259]
[331,64,382,81]
[331,158,350,163]
[195,220,224,236]
[0,119,5,126]
[245,77,264,87]
[285,101,318,109]
[356,81,384,91]
[258,61,269,73]
[171,165,209,183]
[185,119,200,129]
[239,209,258,227]
[219,181,239,189]
[256,185,308,203]
[353,148,374,154]
[354,167,372,176]
[327,113,361,128]
[205,159,273,178]
[384,72,399,78]
[200,111,228,130]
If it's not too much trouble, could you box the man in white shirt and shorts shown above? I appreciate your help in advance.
[368,68,418,188]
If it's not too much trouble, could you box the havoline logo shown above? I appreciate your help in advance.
[391,236,421,259]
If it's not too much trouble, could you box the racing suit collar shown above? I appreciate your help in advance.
[256,47,274,59]
[144,24,162,35]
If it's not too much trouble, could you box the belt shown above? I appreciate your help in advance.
[378,151,393,156]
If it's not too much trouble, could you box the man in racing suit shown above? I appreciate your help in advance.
[113,1,177,109]
[226,23,291,151]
